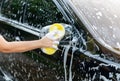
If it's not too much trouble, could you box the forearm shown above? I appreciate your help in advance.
[0,34,55,53]
[0,40,42,53]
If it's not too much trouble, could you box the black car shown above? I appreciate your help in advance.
[0,0,120,81]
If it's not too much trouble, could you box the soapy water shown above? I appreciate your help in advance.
[63,37,78,81]
[61,25,96,81]
[39,23,101,81]
[38,23,87,81]
[0,22,120,81]
[1,0,120,80]
[38,23,120,81]
[0,67,17,81]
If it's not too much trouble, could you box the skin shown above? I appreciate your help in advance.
[0,35,56,53]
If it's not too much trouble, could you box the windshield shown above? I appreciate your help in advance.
[69,0,120,53]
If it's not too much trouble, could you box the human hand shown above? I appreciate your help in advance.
[40,31,59,49]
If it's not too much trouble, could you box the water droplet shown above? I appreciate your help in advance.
[114,14,117,18]
[96,11,103,17]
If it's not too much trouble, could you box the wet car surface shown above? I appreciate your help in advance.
[58,0,120,55]
[0,0,120,81]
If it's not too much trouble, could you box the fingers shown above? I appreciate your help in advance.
[46,30,57,37]
[44,31,60,50]
[52,45,58,50]
[52,37,60,41]
[45,30,58,40]
[53,41,59,45]
[52,41,59,50]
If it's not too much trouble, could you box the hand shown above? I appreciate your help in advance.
[39,31,59,49]
[46,30,59,40]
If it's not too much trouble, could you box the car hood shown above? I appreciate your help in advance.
[53,0,120,55]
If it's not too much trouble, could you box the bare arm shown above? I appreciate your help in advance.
[0,35,55,53]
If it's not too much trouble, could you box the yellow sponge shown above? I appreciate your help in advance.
[42,23,65,55]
